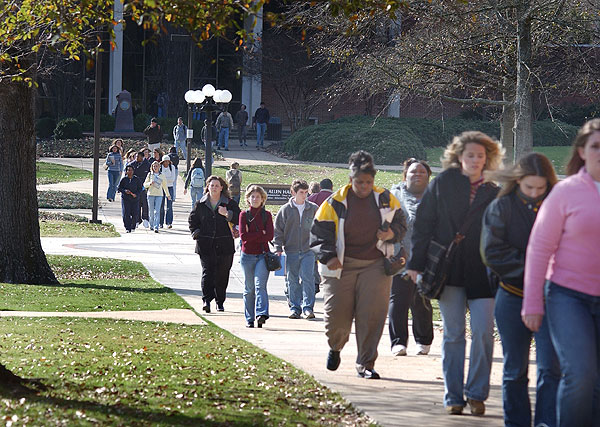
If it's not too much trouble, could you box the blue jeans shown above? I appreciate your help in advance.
[240,252,270,324]
[175,140,187,159]
[495,287,559,427]
[545,281,600,427]
[218,127,230,149]
[285,250,315,314]
[438,285,495,407]
[256,122,267,147]
[190,186,203,210]
[165,186,174,225]
[148,195,162,231]
[107,170,120,200]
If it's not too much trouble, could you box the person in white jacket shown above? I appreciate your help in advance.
[159,155,176,229]
[144,161,171,233]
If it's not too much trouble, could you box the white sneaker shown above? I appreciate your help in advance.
[391,345,407,356]
[143,219,149,229]
[416,344,431,355]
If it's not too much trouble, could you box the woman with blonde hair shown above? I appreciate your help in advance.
[481,153,559,426]
[406,131,503,415]
[239,185,274,328]
[522,119,600,426]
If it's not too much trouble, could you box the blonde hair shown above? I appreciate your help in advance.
[244,185,268,207]
[442,131,504,173]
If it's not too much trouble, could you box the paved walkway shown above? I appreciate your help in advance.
[35,149,523,426]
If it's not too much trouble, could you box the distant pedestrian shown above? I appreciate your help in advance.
[216,109,234,151]
[168,146,180,200]
[307,178,334,206]
[124,148,136,166]
[105,143,123,202]
[159,155,176,229]
[309,181,320,196]
[151,148,163,166]
[144,117,163,151]
[235,104,249,147]
[201,120,217,146]
[143,147,151,161]
[144,161,171,233]
[226,162,242,204]
[113,138,124,155]
[239,185,274,328]
[254,102,270,149]
[131,151,151,229]
[184,157,206,209]
[172,117,188,160]
[117,165,143,233]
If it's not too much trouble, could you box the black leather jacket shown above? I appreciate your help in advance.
[188,194,240,257]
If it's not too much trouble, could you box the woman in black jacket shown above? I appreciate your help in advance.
[188,175,240,313]
[406,131,503,416]
[481,153,559,427]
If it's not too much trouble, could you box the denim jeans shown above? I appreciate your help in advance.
[218,127,230,149]
[148,195,162,231]
[107,170,121,200]
[495,287,559,427]
[545,281,600,427]
[175,140,187,159]
[165,186,174,225]
[256,122,267,147]
[190,186,203,210]
[438,285,495,407]
[285,250,315,314]
[240,252,270,324]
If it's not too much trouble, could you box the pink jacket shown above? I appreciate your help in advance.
[522,168,600,316]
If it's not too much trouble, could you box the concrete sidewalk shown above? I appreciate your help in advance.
[36,155,516,426]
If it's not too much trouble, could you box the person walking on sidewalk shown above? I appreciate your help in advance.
[274,180,319,320]
[168,146,180,200]
[522,119,600,427]
[117,165,143,233]
[226,162,243,204]
[388,158,434,357]
[235,104,249,147]
[481,153,560,427]
[308,178,335,295]
[239,185,274,328]
[253,102,269,149]
[406,131,503,416]
[189,176,241,313]
[144,161,171,233]
[173,117,188,160]
[159,155,176,229]
[184,157,206,209]
[144,117,163,151]
[216,109,234,151]
[131,151,151,229]
[311,151,406,380]
[105,143,123,202]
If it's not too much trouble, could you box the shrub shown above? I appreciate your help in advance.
[134,113,152,132]
[532,120,579,146]
[38,191,93,209]
[101,114,116,132]
[35,117,56,139]
[37,137,147,158]
[54,118,83,140]
[76,115,94,132]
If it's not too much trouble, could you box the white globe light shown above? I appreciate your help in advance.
[213,90,223,103]
[192,90,205,104]
[202,84,216,97]
[184,90,195,104]
[220,90,232,103]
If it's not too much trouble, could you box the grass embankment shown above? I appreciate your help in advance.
[0,256,371,425]
[39,212,119,238]
[36,161,92,185]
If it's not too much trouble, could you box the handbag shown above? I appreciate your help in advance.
[417,202,488,299]
[245,208,281,272]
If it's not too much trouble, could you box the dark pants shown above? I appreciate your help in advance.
[238,124,247,144]
[137,189,148,223]
[121,197,139,231]
[199,252,234,305]
[388,274,434,348]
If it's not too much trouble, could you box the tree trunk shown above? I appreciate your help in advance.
[0,80,57,284]
[501,100,515,164]
[513,4,534,163]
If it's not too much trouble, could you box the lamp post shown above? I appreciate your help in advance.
[184,84,232,177]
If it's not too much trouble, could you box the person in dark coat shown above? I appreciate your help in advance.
[188,175,241,313]
[481,153,560,427]
[406,131,504,416]
[131,151,151,228]
[117,165,143,233]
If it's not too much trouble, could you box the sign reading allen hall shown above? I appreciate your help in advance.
[251,184,292,205]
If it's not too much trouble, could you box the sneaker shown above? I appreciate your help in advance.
[154,229,159,233]
[416,344,431,355]
[391,345,407,356]
[126,230,131,233]
[303,310,315,320]
[446,405,463,415]
[356,365,380,379]
[216,303,224,312]
[143,219,149,229]
[167,224,173,229]
[467,399,485,416]
[288,312,301,319]
[326,350,341,371]
[257,315,268,328]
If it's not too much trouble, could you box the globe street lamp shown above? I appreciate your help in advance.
[184,84,232,177]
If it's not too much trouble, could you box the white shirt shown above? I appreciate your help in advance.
[160,164,176,186]
[291,199,306,218]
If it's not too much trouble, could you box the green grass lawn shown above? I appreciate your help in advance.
[425,146,571,174]
[0,255,188,312]
[37,161,92,185]
[39,212,119,237]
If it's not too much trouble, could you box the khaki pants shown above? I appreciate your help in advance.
[323,257,392,370]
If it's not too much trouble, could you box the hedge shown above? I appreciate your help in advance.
[38,191,93,209]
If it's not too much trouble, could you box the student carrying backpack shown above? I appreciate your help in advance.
[184,157,206,209]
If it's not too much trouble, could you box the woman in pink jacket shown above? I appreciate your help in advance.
[522,118,600,427]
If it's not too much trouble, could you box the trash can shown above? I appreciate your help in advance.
[267,117,282,141]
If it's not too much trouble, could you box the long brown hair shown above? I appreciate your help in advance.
[442,131,504,173]
[204,175,231,199]
[566,118,600,176]
[487,153,558,198]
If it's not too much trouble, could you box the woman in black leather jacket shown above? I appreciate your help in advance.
[188,175,240,313]
[481,153,559,427]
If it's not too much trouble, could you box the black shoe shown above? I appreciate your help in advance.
[327,350,341,371]
[203,302,210,313]
[257,315,268,328]
[246,322,254,328]
[216,303,224,312]
[315,283,320,295]
[356,366,380,379]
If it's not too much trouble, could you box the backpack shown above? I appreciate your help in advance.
[190,168,205,188]
[228,170,241,193]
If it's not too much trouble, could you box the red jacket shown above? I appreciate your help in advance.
[239,207,274,255]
